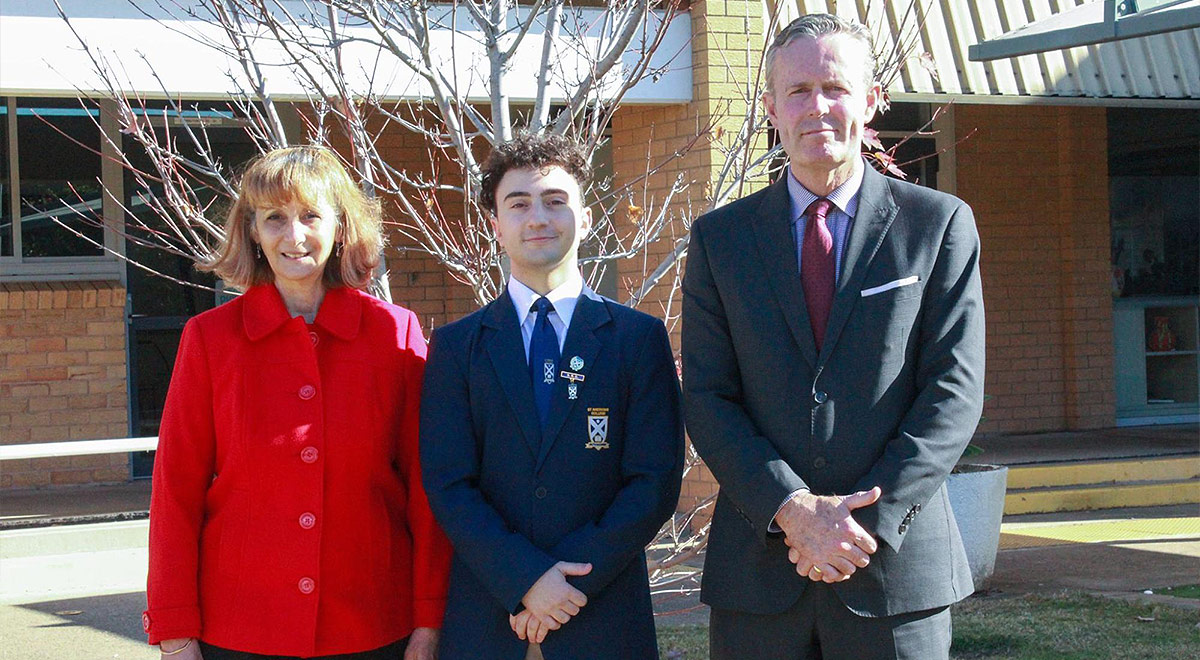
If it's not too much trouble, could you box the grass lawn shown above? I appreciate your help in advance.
[656,592,1199,659]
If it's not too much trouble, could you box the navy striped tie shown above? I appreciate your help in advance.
[529,297,559,424]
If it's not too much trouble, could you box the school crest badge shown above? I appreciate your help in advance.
[585,407,610,450]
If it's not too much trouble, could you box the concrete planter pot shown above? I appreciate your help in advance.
[946,463,1008,590]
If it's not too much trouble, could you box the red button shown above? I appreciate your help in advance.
[309,331,319,346]
[298,384,316,400]
[299,512,316,529]
[298,577,315,594]
[141,612,151,632]
[300,447,319,463]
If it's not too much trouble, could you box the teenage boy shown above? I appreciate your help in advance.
[420,133,684,660]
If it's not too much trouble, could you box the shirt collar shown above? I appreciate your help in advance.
[508,270,584,328]
[787,159,865,224]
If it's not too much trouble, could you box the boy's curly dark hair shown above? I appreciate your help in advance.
[479,132,592,213]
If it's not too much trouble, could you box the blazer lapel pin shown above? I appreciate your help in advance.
[561,355,585,399]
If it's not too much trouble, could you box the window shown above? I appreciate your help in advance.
[1109,107,1199,298]
[0,96,120,278]
[871,102,939,190]
[123,102,258,477]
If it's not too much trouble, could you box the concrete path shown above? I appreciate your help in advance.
[0,592,150,659]
[1,505,1195,657]
[988,504,1200,602]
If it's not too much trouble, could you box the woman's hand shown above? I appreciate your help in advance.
[159,638,202,659]
[403,627,439,660]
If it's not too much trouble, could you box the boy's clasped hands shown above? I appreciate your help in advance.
[509,561,593,643]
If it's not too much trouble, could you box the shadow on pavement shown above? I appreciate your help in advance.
[17,591,146,642]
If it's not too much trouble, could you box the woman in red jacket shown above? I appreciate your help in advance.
[143,146,451,660]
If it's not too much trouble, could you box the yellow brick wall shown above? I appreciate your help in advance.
[0,281,130,489]
[611,0,772,514]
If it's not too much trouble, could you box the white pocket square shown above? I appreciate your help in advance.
[861,276,920,298]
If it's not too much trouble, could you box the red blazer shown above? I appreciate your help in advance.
[143,285,451,656]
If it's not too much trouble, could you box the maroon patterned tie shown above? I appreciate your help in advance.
[801,198,835,350]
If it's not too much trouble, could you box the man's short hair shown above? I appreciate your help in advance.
[764,14,877,94]
[479,132,592,213]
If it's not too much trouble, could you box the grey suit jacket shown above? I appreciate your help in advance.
[681,164,984,617]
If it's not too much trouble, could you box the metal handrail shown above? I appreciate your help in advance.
[0,437,158,461]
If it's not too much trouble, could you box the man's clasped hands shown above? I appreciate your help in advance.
[775,486,882,584]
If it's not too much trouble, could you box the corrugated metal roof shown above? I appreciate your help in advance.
[786,0,1200,104]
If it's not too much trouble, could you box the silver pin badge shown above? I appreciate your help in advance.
[542,360,555,385]
[569,356,584,371]
[568,383,578,400]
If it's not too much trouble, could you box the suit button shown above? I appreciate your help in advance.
[300,447,319,463]
[298,384,316,400]
[535,486,548,499]
[813,456,827,469]
[309,331,319,346]
[898,523,908,534]
[298,577,315,594]
[813,391,828,404]
[299,512,316,529]
[141,612,151,632]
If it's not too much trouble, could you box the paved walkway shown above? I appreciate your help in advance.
[1,424,1196,655]
[1,505,1196,657]
[988,504,1200,605]
[970,423,1197,465]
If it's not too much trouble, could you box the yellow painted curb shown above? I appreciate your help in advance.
[1004,480,1200,515]
[1006,456,1199,490]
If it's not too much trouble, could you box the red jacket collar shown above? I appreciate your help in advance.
[241,284,363,341]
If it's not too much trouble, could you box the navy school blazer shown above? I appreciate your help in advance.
[420,287,684,660]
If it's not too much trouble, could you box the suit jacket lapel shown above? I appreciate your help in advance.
[821,165,899,363]
[751,177,819,368]
[482,292,542,459]
[536,290,610,472]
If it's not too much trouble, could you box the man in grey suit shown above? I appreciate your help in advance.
[681,13,985,660]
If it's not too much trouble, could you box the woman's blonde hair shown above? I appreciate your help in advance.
[202,145,383,290]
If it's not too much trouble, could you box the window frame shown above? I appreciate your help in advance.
[0,95,125,282]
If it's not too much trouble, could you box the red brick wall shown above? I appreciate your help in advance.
[369,113,486,332]
[955,104,1116,433]
[0,281,130,489]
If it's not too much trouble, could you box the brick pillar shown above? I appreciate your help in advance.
[1054,107,1116,428]
[612,0,771,514]
[956,104,1115,433]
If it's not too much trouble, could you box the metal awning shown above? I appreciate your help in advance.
[790,0,1200,103]
[0,0,692,104]
[970,0,1200,61]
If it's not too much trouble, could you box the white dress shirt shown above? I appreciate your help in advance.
[507,271,584,361]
